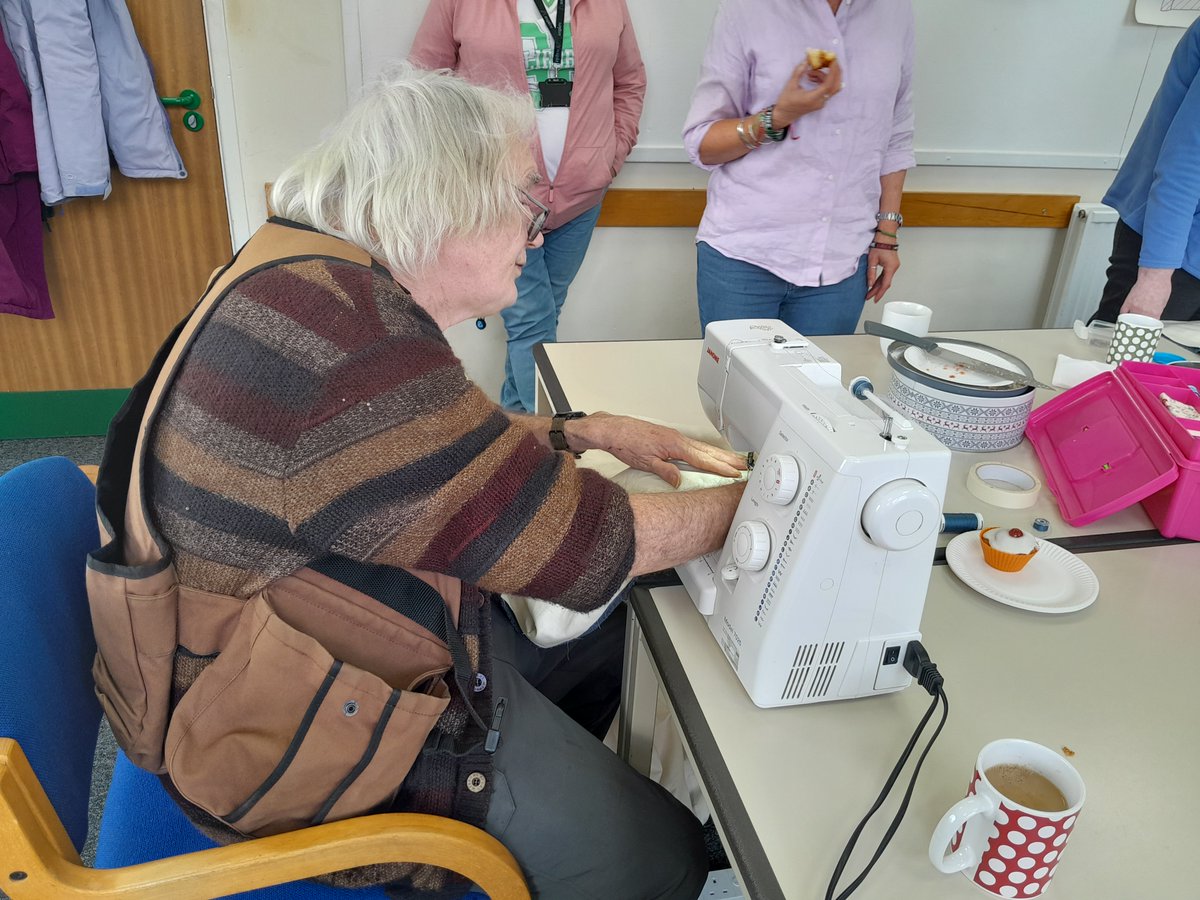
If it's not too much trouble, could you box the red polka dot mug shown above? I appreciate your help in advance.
[929,739,1085,898]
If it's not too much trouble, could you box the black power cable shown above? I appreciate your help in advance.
[825,641,950,900]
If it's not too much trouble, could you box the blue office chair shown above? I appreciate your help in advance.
[0,456,526,900]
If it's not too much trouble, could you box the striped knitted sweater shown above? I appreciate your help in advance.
[147,255,634,604]
[145,242,636,894]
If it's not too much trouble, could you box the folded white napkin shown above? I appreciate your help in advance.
[1051,354,1115,389]
[502,466,747,648]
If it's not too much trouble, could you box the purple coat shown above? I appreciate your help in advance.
[0,32,51,319]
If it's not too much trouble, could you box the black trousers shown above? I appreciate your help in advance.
[482,598,708,900]
[1090,219,1200,324]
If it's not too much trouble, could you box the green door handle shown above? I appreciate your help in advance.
[161,89,202,110]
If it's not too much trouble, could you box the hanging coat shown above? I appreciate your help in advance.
[0,0,186,206]
[0,25,51,318]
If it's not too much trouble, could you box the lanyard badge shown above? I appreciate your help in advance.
[533,0,572,108]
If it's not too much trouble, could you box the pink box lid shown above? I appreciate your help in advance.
[1026,370,1180,526]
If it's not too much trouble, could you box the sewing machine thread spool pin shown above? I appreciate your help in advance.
[850,376,914,441]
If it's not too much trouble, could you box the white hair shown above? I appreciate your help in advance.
[270,63,534,276]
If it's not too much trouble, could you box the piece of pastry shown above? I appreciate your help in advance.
[806,47,837,70]
[979,527,1039,573]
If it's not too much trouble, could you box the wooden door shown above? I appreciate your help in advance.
[0,0,232,393]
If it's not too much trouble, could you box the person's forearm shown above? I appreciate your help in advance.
[628,482,745,576]
[698,116,767,166]
[506,409,557,449]
[878,170,906,221]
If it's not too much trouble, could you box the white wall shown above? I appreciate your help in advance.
[209,0,1130,401]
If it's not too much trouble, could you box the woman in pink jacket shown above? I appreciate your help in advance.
[411,0,646,412]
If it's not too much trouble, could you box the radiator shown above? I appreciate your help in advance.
[1041,203,1119,327]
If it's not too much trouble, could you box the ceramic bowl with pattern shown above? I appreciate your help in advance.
[885,340,1036,452]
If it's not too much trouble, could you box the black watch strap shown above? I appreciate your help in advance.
[550,410,586,454]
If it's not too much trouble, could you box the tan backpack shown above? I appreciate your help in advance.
[85,223,486,839]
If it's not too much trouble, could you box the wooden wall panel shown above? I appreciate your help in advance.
[595,189,1080,229]
[0,0,231,392]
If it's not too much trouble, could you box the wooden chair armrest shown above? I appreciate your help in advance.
[0,739,529,900]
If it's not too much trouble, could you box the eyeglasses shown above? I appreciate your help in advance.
[520,190,549,243]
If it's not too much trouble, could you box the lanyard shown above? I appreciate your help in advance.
[531,0,566,67]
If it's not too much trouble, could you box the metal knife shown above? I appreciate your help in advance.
[865,321,1058,391]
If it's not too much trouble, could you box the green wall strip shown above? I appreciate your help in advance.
[0,390,128,439]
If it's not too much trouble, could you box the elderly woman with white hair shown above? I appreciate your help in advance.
[89,64,746,899]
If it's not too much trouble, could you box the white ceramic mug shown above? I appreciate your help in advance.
[1106,313,1162,364]
[879,301,933,356]
[929,739,1084,898]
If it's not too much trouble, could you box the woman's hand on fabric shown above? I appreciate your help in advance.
[865,240,900,304]
[1120,267,1173,319]
[570,413,747,488]
[773,58,842,128]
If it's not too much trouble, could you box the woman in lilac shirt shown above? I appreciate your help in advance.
[684,0,915,336]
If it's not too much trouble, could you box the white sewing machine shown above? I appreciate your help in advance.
[677,320,951,708]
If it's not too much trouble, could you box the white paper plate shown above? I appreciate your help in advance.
[903,343,1023,389]
[1163,322,1200,350]
[945,531,1099,614]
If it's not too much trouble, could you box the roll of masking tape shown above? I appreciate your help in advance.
[966,462,1042,510]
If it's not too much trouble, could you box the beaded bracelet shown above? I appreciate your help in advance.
[869,241,899,251]
[759,105,788,142]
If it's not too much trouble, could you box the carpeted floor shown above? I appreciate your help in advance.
[0,436,105,476]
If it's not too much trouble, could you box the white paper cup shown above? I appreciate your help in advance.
[1106,313,1162,364]
[879,301,933,356]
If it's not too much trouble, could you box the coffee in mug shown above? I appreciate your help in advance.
[984,764,1069,813]
[930,739,1084,898]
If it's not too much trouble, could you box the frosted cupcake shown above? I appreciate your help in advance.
[979,527,1039,572]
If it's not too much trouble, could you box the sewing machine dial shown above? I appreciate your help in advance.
[732,520,772,571]
[758,453,803,505]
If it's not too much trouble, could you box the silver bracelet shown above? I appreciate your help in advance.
[735,117,761,150]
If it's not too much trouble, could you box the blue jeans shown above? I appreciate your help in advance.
[696,241,869,336]
[501,202,604,412]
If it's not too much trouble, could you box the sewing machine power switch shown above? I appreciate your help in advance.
[883,645,901,666]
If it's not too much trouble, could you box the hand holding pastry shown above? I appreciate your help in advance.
[773,56,843,128]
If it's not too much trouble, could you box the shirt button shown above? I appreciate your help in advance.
[835,129,842,135]
[466,772,487,793]
[827,175,834,181]
[832,38,840,45]
[822,216,830,223]
[473,672,487,692]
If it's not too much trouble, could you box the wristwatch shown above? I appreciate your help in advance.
[549,410,587,455]
[875,211,904,227]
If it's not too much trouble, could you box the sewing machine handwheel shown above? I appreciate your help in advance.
[861,479,940,551]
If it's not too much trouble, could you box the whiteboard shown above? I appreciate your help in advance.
[345,0,1184,169]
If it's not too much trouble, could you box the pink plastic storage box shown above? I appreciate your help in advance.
[1025,361,1200,539]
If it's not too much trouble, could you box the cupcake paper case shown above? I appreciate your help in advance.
[980,527,1040,572]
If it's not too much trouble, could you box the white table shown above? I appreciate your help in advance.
[629,545,1200,899]
[533,330,1200,899]
[536,329,1199,549]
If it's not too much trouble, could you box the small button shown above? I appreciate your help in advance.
[822,216,830,223]
[473,672,488,692]
[466,772,487,793]
[832,38,840,45]
[883,645,901,666]
[835,128,842,135]
[827,174,834,181]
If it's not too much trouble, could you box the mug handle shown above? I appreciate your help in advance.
[928,793,995,873]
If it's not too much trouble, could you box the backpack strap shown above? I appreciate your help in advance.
[93,221,375,571]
